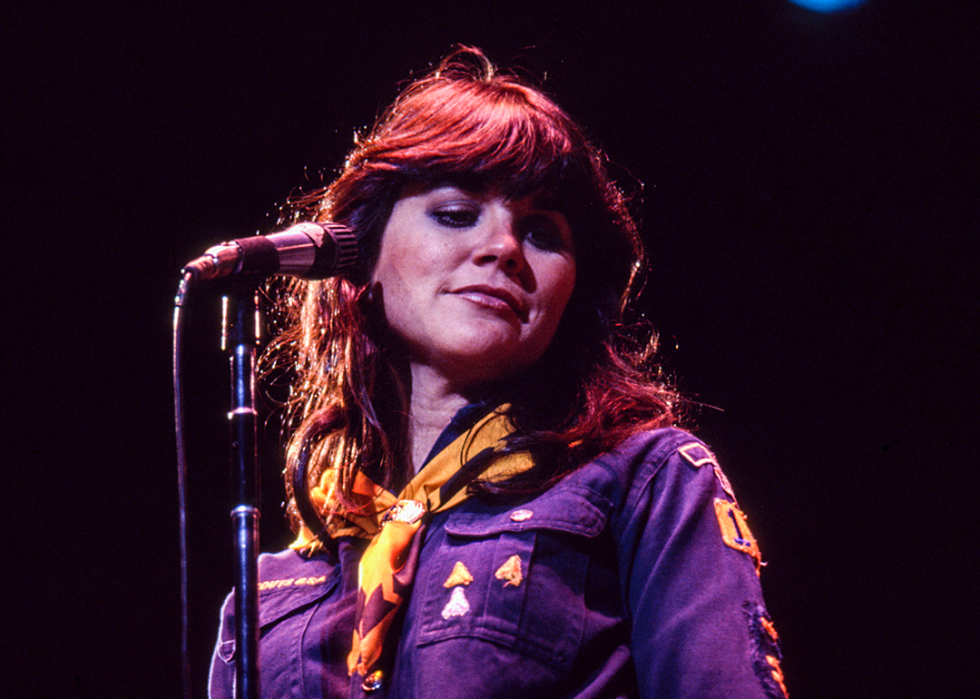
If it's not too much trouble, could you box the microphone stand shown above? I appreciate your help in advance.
[223,280,261,699]
[176,223,356,699]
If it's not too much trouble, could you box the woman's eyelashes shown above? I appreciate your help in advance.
[521,215,570,253]
[431,204,479,228]
[430,204,571,254]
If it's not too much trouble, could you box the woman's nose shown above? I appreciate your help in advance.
[475,209,526,274]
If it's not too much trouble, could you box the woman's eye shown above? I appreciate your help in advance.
[522,216,568,252]
[432,206,479,228]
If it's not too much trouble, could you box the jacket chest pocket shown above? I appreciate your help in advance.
[414,485,610,670]
[214,571,339,665]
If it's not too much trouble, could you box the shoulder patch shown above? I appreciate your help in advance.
[679,442,737,500]
[712,462,737,501]
[714,499,762,574]
[678,442,718,468]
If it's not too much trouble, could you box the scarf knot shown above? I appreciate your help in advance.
[290,405,534,686]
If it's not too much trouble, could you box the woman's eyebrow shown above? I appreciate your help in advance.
[417,179,485,197]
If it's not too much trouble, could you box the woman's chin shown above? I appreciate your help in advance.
[418,343,539,389]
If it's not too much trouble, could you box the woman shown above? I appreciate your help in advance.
[209,47,787,699]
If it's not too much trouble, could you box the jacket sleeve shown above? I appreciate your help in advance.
[612,435,787,699]
[208,591,236,699]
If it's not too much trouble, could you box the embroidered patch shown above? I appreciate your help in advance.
[441,586,470,619]
[714,499,762,573]
[680,442,737,499]
[678,442,719,468]
[443,561,474,588]
[761,616,779,642]
[257,575,327,591]
[743,603,787,698]
[767,655,789,698]
[494,555,523,587]
[713,463,737,501]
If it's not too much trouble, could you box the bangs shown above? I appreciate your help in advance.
[361,79,587,201]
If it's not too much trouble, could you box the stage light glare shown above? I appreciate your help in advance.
[788,0,866,12]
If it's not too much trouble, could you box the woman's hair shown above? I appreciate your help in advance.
[265,47,684,528]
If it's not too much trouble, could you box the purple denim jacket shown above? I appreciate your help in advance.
[209,428,786,699]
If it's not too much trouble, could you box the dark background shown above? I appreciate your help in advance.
[3,1,977,697]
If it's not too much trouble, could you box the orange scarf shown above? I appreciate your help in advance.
[291,406,533,688]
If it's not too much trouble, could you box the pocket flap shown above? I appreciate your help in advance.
[255,572,336,627]
[445,485,609,539]
[220,551,339,655]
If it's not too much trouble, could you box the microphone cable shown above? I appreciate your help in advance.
[173,270,194,699]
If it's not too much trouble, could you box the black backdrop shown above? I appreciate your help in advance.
[4,1,977,698]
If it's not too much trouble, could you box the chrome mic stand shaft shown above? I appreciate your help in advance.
[223,282,261,699]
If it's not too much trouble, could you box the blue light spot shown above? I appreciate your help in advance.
[789,0,866,11]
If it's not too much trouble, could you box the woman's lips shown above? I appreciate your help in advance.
[452,285,528,321]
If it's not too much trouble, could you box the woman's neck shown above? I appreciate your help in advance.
[406,363,472,473]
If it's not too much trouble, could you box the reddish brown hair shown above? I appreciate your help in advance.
[266,47,683,525]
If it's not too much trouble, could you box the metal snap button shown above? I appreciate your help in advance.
[362,670,384,692]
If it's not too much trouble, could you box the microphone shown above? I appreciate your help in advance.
[182,222,358,281]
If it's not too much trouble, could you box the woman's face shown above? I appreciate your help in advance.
[370,182,577,389]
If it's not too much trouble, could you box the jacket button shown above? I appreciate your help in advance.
[510,509,533,522]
